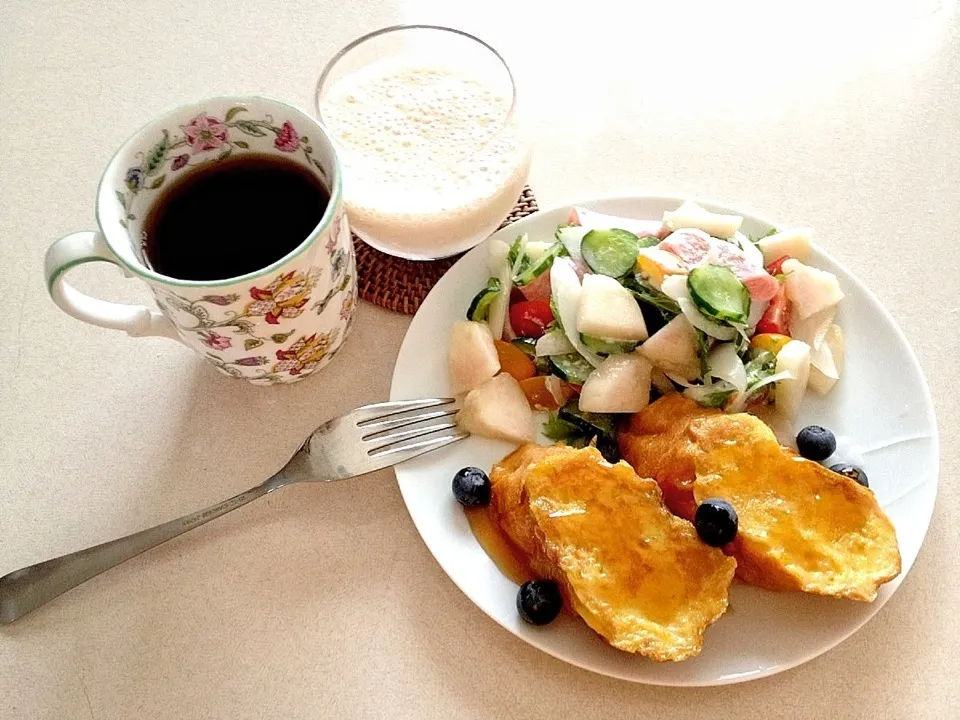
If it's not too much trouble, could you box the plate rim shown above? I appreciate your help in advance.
[389,194,940,686]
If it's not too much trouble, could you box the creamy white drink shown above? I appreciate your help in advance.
[320,62,531,259]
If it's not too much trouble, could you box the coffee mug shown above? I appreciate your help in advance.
[44,96,357,385]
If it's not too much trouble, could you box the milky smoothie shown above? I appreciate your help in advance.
[319,63,531,258]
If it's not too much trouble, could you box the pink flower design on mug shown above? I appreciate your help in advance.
[182,114,229,153]
[274,122,300,152]
[171,154,190,171]
[198,330,232,351]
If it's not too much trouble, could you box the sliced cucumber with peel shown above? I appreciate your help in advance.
[511,337,537,356]
[512,338,553,374]
[514,241,566,286]
[580,229,643,278]
[466,277,501,322]
[580,334,639,355]
[687,265,750,324]
[555,225,590,262]
[549,353,594,384]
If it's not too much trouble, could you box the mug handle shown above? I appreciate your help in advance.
[44,231,180,339]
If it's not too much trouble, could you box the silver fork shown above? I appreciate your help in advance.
[0,398,466,624]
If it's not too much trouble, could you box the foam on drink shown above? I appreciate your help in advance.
[320,62,531,258]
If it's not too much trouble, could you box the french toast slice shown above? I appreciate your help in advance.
[489,444,736,662]
[619,395,901,600]
[689,413,901,601]
[618,394,721,520]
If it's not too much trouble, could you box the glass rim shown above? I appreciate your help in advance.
[314,24,518,133]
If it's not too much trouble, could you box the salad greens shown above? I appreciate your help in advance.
[745,349,777,388]
[515,241,566,286]
[541,401,620,463]
[695,329,712,377]
[622,274,681,319]
[457,201,845,445]
[542,413,583,442]
[685,384,736,408]
[747,227,778,245]
[509,233,568,286]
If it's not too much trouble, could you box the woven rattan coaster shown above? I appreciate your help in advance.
[354,186,539,314]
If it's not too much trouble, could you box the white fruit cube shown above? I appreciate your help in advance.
[457,374,534,444]
[577,274,649,342]
[448,320,500,395]
[758,227,812,265]
[579,352,653,413]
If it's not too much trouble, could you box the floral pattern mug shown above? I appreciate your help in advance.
[44,96,357,385]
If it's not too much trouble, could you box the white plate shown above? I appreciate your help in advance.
[389,196,938,686]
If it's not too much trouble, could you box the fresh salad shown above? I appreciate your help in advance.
[449,200,845,458]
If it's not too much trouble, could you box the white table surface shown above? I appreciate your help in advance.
[1,1,958,718]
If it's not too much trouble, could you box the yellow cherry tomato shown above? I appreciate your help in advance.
[750,333,791,356]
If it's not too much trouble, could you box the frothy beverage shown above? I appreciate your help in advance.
[320,63,531,258]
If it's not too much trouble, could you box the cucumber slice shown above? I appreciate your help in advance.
[549,353,594,384]
[511,337,536,355]
[512,338,552,373]
[555,225,590,262]
[687,265,750,324]
[466,278,501,322]
[506,234,528,271]
[580,334,638,355]
[580,229,642,278]
[514,241,566,286]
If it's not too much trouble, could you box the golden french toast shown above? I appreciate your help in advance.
[689,413,900,600]
[489,444,736,662]
[619,396,901,601]
[619,394,721,521]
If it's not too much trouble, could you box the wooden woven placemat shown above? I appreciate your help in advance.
[354,186,539,314]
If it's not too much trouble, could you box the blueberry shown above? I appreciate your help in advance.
[830,463,869,488]
[452,467,490,508]
[694,499,738,547]
[517,580,563,625]
[796,425,837,461]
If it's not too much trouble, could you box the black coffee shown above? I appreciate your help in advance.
[143,153,329,281]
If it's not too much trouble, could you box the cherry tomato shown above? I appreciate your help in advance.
[509,300,554,339]
[756,286,791,335]
[493,340,536,382]
[765,255,791,276]
[518,270,551,303]
[519,375,576,410]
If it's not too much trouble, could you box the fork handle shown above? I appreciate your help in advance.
[0,472,289,623]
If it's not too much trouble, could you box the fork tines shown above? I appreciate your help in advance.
[357,398,468,458]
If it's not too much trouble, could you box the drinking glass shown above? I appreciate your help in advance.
[316,25,531,260]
